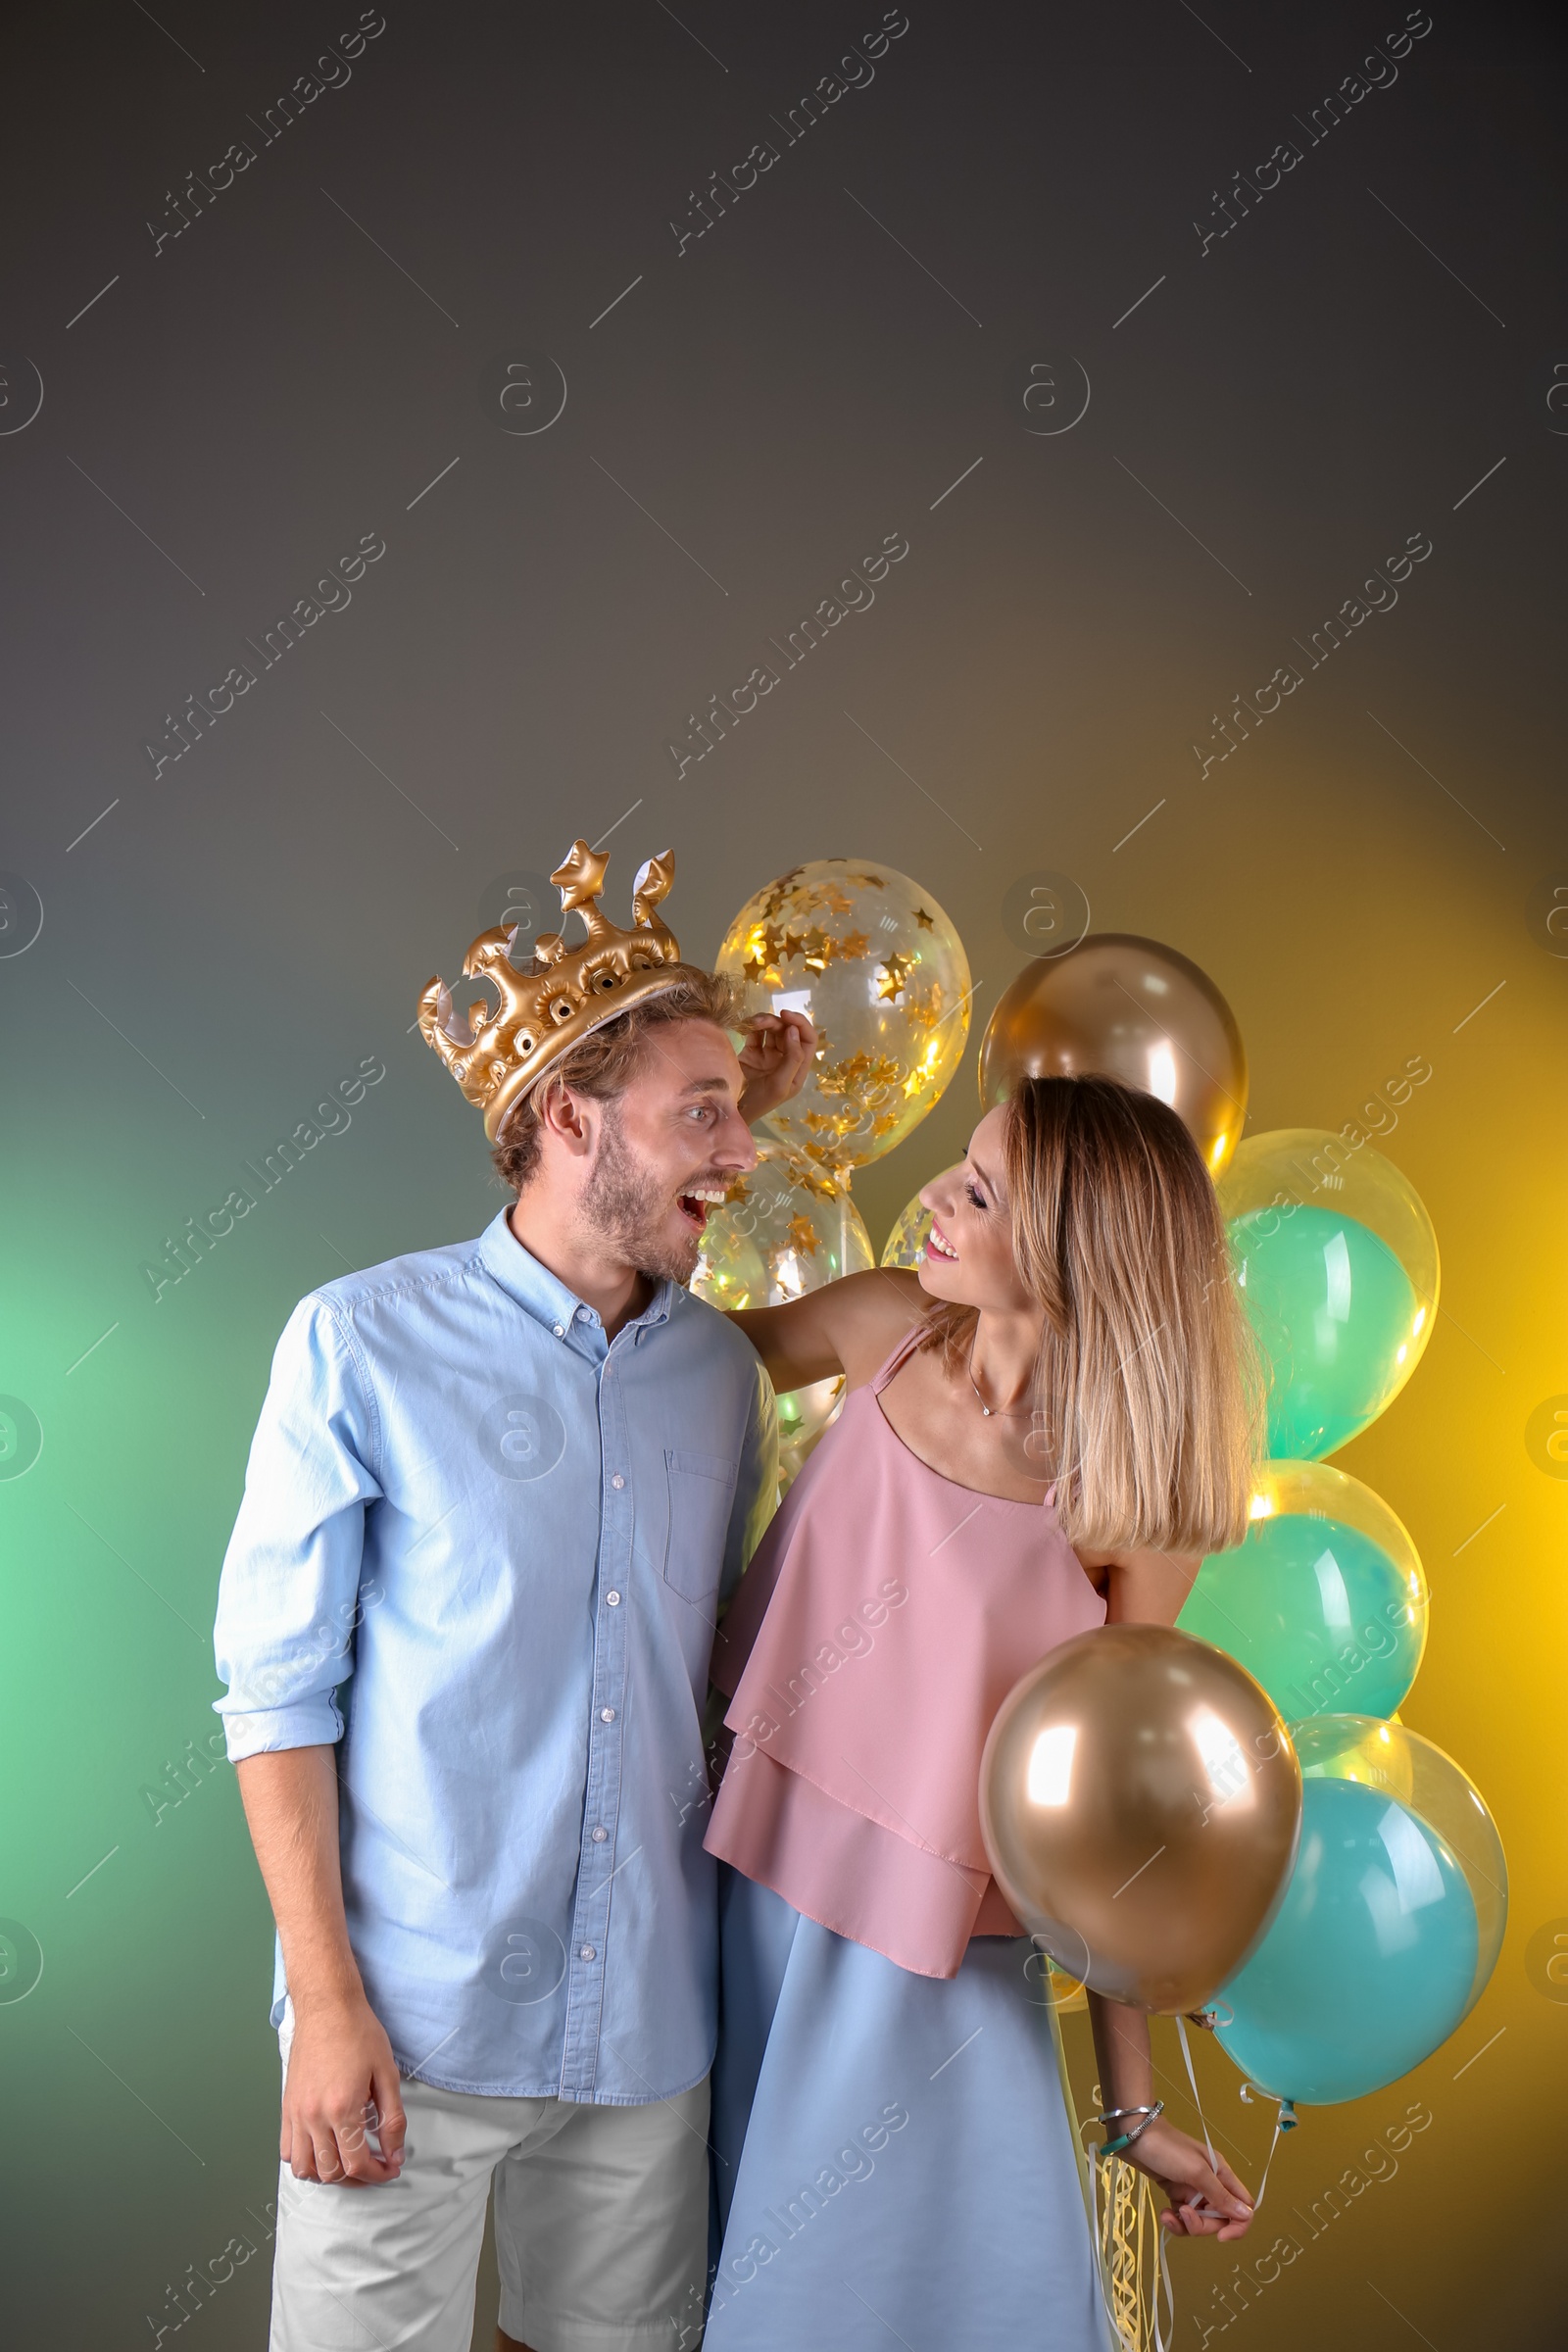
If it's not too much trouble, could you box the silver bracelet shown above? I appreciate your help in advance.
[1097,2098,1164,2158]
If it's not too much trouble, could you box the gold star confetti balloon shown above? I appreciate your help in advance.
[691,1142,875,1479]
[715,860,972,1176]
[880,1191,933,1269]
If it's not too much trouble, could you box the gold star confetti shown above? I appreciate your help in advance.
[759,869,806,920]
[912,906,936,931]
[840,929,870,960]
[875,953,912,1002]
[815,1052,906,1099]
[786,1215,818,1256]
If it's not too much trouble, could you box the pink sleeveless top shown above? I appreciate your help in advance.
[705,1327,1106,1978]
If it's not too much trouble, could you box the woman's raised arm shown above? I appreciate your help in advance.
[728,1265,925,1396]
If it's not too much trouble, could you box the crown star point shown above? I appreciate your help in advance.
[550,838,611,911]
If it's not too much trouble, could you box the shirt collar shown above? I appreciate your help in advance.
[475,1209,676,1343]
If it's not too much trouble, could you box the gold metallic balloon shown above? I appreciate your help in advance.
[691,1141,874,1477]
[978,934,1248,1177]
[715,859,971,1176]
[980,1624,1301,2013]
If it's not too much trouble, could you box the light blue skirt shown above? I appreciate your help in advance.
[707,1867,1110,2350]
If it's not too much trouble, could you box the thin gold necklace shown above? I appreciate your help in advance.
[966,1331,1032,1419]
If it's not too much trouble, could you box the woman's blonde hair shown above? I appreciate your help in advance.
[920,1075,1262,1555]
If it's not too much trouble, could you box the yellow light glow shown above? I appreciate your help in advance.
[773,1251,806,1300]
[1250,1494,1275,1520]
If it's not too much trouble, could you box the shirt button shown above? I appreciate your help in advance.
[611,1474,624,1490]
[592,1826,608,1842]
[606,1591,621,1607]
[600,1706,615,1723]
[579,1944,596,1961]
[553,1323,564,1338]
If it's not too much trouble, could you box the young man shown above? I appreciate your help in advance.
[214,842,812,2352]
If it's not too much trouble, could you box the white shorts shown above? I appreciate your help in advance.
[270,2014,710,2352]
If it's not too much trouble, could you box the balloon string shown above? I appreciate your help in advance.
[1152,2211,1175,2352]
[1086,2144,1116,2346]
[1240,2088,1297,2213]
[1174,2013,1217,2173]
[1087,2146,1178,2352]
[1253,2116,1284,2212]
[1087,2146,1134,2351]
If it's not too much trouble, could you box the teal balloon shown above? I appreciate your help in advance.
[1180,1513,1422,1722]
[1215,1779,1478,2104]
[1229,1203,1421,1456]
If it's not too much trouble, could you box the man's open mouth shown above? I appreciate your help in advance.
[676,1184,729,1234]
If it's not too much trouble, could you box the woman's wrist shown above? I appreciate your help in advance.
[1097,2100,1163,2156]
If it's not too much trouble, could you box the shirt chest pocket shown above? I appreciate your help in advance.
[662,1447,737,1605]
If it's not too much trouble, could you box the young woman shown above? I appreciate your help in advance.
[702,1075,1261,2349]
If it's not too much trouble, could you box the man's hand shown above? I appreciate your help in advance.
[235,1746,407,2188]
[282,1989,407,2186]
[736,1009,816,1125]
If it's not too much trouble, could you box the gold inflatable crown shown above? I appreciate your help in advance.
[418,839,684,1139]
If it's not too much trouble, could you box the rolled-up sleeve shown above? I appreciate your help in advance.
[719,1354,780,1608]
[214,1296,383,1762]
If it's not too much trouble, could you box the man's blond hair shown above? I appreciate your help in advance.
[490,964,740,1193]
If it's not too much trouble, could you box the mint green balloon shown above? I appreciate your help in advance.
[1180,1508,1423,1721]
[1215,1778,1478,2104]
[1229,1203,1421,1456]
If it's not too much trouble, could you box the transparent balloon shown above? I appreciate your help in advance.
[715,860,971,1176]
[880,1192,933,1269]
[1212,1718,1504,2106]
[1178,1459,1428,1724]
[1219,1130,1439,1458]
[978,934,1248,1177]
[690,1142,874,1475]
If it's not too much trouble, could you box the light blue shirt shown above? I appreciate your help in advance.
[214,1210,777,2102]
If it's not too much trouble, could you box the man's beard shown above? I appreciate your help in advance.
[578,1107,702,1284]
